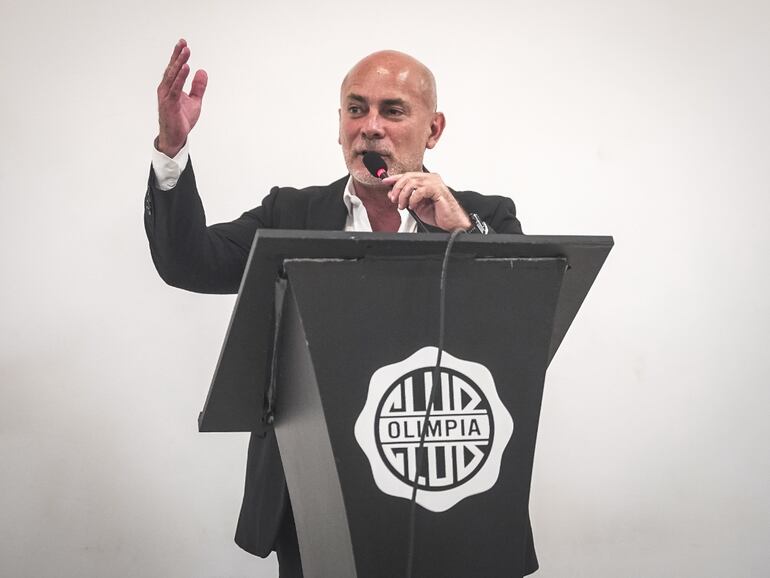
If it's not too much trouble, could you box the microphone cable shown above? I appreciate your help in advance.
[404,227,465,578]
[359,151,468,575]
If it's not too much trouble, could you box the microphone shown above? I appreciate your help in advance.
[361,151,429,232]
[362,151,390,179]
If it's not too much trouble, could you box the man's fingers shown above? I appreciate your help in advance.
[167,38,187,67]
[387,175,407,205]
[408,186,432,209]
[168,63,190,100]
[160,45,190,93]
[403,185,433,210]
[385,174,411,204]
[189,69,208,101]
[396,178,419,210]
[391,175,427,209]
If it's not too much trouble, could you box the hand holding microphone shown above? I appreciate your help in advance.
[362,152,473,232]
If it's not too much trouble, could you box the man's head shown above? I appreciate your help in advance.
[339,50,445,186]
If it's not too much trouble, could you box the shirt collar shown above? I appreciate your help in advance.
[342,176,417,233]
[342,176,361,214]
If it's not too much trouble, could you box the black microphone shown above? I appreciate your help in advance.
[361,151,429,232]
[362,151,390,179]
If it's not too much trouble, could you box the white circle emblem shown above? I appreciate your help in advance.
[354,347,513,512]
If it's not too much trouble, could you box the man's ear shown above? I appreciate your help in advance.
[426,112,446,150]
[337,108,342,145]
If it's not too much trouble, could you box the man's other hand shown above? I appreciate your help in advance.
[156,39,208,158]
[383,172,473,232]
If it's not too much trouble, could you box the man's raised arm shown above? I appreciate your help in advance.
[145,40,263,295]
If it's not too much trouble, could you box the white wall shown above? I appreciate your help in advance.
[1,0,767,576]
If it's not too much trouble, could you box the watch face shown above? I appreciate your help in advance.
[469,213,488,234]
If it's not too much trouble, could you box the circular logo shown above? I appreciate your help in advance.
[355,347,513,512]
[374,367,495,491]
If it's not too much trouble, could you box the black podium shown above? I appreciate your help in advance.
[199,231,612,578]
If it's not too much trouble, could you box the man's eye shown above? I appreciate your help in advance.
[348,106,362,114]
[387,108,404,116]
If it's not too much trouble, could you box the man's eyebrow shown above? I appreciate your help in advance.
[381,98,409,108]
[344,94,410,109]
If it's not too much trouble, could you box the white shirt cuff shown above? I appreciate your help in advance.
[151,140,190,190]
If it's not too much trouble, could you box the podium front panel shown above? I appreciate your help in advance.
[275,256,566,578]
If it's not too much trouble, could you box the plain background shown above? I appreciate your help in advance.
[1,0,768,576]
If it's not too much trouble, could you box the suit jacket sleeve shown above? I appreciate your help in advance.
[144,158,281,294]
[488,196,523,234]
[453,190,523,234]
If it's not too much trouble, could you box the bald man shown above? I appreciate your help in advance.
[145,41,530,576]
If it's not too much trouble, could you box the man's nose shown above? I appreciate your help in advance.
[361,112,385,139]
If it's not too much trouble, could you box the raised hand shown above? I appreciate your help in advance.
[156,39,208,157]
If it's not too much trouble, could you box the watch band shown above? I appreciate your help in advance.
[467,213,489,235]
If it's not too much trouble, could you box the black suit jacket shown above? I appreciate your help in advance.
[144,160,536,573]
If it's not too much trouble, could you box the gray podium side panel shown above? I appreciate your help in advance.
[273,284,357,578]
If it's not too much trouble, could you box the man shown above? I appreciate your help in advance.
[145,40,532,576]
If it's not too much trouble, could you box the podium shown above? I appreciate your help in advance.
[199,231,612,578]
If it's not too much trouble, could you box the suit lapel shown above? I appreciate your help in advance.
[306,175,349,230]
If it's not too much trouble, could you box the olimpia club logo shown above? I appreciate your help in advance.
[355,347,513,512]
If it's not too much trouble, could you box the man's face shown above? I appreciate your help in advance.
[339,53,444,186]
